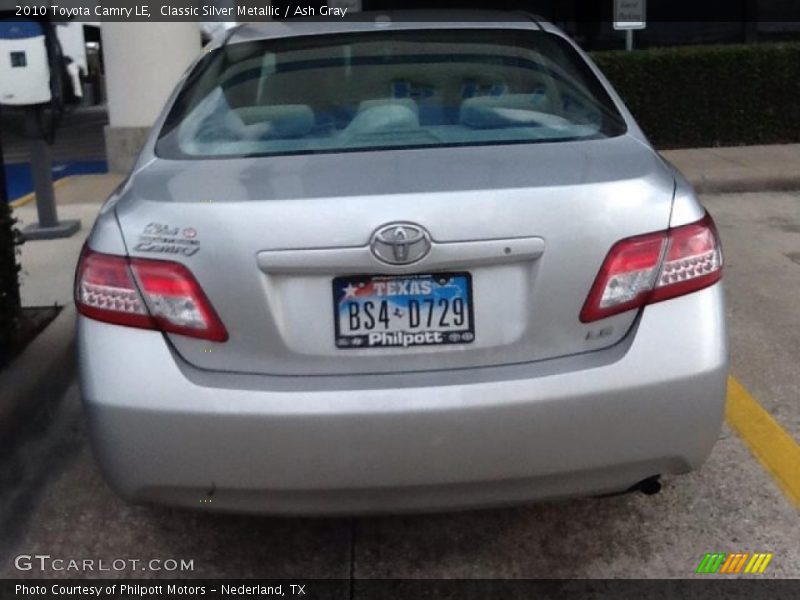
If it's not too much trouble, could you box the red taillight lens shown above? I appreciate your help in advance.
[650,215,723,303]
[580,213,723,323]
[579,231,667,323]
[75,248,228,342]
[75,250,155,330]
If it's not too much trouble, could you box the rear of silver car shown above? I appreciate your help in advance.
[76,16,727,514]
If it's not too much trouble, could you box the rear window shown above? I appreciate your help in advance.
[156,28,627,159]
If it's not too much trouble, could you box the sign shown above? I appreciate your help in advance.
[613,0,647,30]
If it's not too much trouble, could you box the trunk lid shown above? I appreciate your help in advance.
[114,135,675,376]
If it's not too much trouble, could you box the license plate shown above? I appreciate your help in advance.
[333,272,474,349]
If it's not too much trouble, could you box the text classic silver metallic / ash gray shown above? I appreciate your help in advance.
[76,12,728,514]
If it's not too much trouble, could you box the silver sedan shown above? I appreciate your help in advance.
[76,13,727,514]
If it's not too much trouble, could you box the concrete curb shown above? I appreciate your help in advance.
[689,175,800,195]
[0,304,76,437]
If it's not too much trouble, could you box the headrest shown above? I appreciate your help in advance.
[357,98,419,115]
[460,94,565,129]
[234,105,314,138]
[345,103,420,136]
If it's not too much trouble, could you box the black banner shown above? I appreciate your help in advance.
[2,580,800,600]
[2,0,800,23]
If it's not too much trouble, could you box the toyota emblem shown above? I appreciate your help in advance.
[370,223,432,265]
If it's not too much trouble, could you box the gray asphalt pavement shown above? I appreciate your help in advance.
[703,192,800,441]
[1,192,798,580]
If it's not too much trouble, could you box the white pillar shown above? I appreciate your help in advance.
[101,22,201,172]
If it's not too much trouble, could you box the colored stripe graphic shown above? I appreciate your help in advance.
[729,553,749,574]
[696,554,711,573]
[697,552,773,574]
[758,554,773,573]
[719,553,737,573]
[737,553,751,573]
[697,553,726,574]
[747,553,773,574]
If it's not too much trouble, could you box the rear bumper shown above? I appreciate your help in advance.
[78,285,728,515]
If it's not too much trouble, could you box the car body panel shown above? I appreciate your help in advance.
[77,12,728,514]
[79,284,727,514]
[112,135,675,376]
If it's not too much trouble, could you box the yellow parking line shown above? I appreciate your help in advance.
[726,376,800,510]
[9,177,69,209]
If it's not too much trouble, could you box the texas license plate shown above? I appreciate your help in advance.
[333,272,474,349]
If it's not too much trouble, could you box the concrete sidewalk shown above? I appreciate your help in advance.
[0,174,123,438]
[11,174,123,307]
[662,143,800,194]
[0,175,123,441]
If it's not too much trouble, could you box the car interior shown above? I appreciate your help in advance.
[164,33,615,157]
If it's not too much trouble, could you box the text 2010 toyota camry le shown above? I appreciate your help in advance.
[76,13,727,514]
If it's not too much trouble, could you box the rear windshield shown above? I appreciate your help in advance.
[156,28,627,159]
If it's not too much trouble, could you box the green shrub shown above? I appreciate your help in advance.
[0,200,22,356]
[591,43,800,149]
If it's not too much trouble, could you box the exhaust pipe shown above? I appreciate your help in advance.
[596,475,662,499]
[633,475,662,496]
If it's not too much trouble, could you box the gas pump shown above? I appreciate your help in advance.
[0,18,80,239]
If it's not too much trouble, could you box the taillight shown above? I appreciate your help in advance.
[650,215,723,303]
[75,249,155,329]
[580,213,722,323]
[75,248,228,342]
